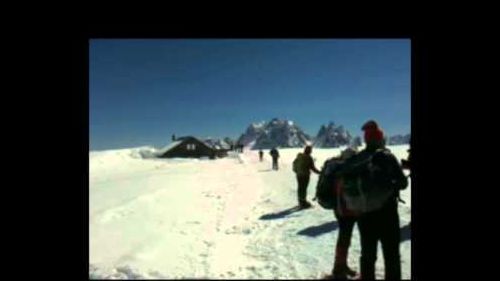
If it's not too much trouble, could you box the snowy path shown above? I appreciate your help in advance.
[89,147,411,279]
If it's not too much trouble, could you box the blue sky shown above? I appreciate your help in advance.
[90,39,410,150]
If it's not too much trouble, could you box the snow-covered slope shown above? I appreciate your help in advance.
[89,145,411,279]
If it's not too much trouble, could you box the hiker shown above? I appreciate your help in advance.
[339,120,408,280]
[313,147,359,279]
[329,147,359,279]
[269,147,280,170]
[259,150,264,162]
[292,145,321,208]
[401,148,411,228]
[401,148,411,175]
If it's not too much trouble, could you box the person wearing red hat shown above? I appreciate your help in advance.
[346,120,408,280]
[361,120,385,149]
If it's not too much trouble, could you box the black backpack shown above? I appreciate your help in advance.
[315,157,344,209]
[342,148,408,213]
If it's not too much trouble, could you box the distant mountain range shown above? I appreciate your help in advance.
[313,122,352,148]
[237,118,312,150]
[387,134,411,145]
[236,118,410,150]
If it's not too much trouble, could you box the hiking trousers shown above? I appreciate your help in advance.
[333,210,357,268]
[272,158,279,170]
[357,200,401,280]
[296,174,310,205]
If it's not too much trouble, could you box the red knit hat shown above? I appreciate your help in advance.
[364,128,384,143]
[362,120,378,131]
[362,120,384,143]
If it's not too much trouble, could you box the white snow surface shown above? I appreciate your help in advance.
[90,145,411,279]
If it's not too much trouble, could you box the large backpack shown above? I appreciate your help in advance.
[341,148,408,214]
[314,157,344,209]
[292,153,309,175]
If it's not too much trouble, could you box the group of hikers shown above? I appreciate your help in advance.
[257,148,280,170]
[263,120,411,280]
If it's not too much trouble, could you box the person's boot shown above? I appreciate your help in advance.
[332,246,357,279]
[332,264,357,279]
[299,200,312,209]
[344,265,357,277]
[332,265,348,280]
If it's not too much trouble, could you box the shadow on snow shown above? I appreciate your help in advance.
[259,206,303,220]
[296,221,339,237]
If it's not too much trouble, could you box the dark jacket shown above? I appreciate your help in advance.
[338,146,408,209]
[269,149,279,159]
[294,153,320,176]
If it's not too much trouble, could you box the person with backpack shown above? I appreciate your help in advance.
[269,147,280,170]
[259,150,264,162]
[331,147,360,279]
[293,145,321,208]
[316,147,359,279]
[338,120,408,280]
